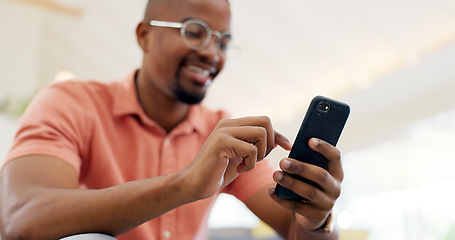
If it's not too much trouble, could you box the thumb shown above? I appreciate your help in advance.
[309,138,343,181]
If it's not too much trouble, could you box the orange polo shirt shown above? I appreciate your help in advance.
[5,71,276,240]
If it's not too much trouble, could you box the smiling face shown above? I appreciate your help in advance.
[138,0,231,104]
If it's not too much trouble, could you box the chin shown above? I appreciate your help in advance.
[175,89,206,104]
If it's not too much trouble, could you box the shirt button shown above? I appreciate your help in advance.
[163,138,170,147]
[163,230,171,239]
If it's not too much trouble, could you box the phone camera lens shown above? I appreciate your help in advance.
[317,102,330,112]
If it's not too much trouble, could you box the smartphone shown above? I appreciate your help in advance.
[275,96,350,201]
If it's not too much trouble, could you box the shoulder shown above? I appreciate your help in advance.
[19,80,118,129]
[192,105,230,130]
[199,105,230,121]
[44,80,114,103]
[195,105,230,123]
[30,80,115,113]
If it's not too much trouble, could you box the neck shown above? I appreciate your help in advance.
[135,70,190,133]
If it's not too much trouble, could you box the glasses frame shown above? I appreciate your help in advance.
[149,19,231,52]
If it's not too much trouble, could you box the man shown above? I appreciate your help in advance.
[0,0,343,239]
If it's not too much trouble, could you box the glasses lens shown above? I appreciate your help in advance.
[183,22,208,50]
[219,34,232,52]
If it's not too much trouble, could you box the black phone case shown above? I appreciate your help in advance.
[275,96,350,200]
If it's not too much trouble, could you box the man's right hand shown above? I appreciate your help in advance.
[180,116,291,200]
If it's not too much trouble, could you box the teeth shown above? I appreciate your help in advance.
[188,65,210,77]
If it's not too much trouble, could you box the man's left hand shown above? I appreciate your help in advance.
[269,138,343,231]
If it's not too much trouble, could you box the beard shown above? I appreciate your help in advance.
[174,78,206,104]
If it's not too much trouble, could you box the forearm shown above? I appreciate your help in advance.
[3,172,193,240]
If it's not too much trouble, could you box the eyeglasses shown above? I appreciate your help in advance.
[149,18,232,52]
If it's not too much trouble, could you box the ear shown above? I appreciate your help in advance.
[136,21,150,52]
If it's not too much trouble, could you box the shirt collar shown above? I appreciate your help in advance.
[112,70,209,135]
[112,70,142,117]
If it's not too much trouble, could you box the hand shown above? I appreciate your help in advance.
[182,116,291,201]
[269,138,343,230]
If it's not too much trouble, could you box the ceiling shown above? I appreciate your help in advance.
[1,0,455,152]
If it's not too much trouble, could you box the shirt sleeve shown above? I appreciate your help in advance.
[222,157,277,203]
[3,82,93,174]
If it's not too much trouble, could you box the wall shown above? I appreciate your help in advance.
[0,1,45,102]
[0,113,18,164]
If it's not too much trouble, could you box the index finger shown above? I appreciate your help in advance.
[273,131,292,152]
[220,116,290,158]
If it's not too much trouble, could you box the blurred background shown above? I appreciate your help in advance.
[1,0,455,239]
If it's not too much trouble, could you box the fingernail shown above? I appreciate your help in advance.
[275,171,283,181]
[310,138,320,147]
[268,187,275,195]
[282,159,291,170]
